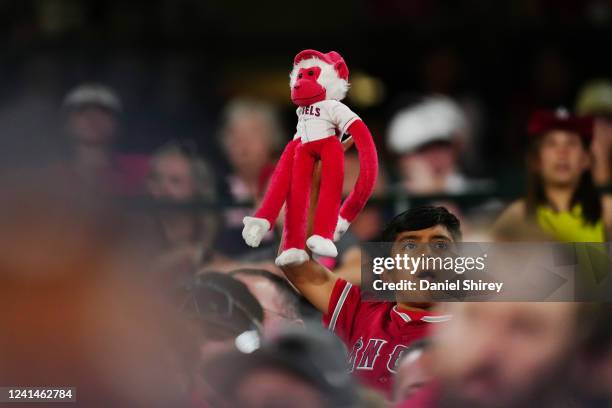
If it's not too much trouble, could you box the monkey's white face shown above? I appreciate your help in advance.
[289,57,349,103]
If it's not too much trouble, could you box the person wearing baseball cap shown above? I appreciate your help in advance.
[63,83,123,113]
[576,80,612,187]
[201,327,357,408]
[60,83,149,195]
[62,83,123,151]
[387,96,470,195]
[493,107,612,242]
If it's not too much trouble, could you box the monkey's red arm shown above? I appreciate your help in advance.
[339,119,378,223]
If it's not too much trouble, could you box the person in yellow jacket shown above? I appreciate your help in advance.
[494,108,612,242]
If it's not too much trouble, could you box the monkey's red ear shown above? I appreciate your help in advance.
[334,60,349,81]
[326,51,349,81]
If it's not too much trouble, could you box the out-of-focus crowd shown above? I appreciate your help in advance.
[1,79,611,408]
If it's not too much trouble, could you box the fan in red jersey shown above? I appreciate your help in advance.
[281,205,459,396]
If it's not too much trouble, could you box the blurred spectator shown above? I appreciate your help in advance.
[280,206,458,396]
[61,83,149,195]
[387,96,475,195]
[215,98,284,256]
[147,141,220,284]
[574,303,612,407]
[576,79,612,187]
[179,272,263,365]
[219,98,284,200]
[0,175,200,407]
[393,339,433,404]
[230,268,303,337]
[494,108,612,241]
[421,302,584,408]
[203,327,357,407]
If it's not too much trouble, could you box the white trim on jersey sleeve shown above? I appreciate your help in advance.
[421,315,453,323]
[392,306,452,323]
[341,116,359,135]
[328,281,353,333]
[327,100,359,135]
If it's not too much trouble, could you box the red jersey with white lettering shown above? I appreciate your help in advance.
[322,279,451,395]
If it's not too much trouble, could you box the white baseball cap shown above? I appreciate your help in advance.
[63,83,122,113]
[387,96,466,154]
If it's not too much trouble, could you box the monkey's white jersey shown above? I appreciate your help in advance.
[293,99,360,143]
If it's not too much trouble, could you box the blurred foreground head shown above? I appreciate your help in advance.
[574,303,612,405]
[180,272,264,361]
[394,339,433,404]
[203,327,356,408]
[0,174,199,407]
[431,302,584,408]
[230,268,303,337]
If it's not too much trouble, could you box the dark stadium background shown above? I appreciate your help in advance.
[1,0,611,197]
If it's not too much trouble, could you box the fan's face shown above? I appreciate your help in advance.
[148,153,195,201]
[433,302,576,408]
[537,130,589,187]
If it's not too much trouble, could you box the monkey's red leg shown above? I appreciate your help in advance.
[282,142,315,251]
[312,137,344,240]
[254,139,300,225]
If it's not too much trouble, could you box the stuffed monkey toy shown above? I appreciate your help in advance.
[242,49,378,266]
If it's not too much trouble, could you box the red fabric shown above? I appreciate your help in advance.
[283,139,316,249]
[312,137,344,238]
[322,279,444,396]
[339,120,378,223]
[110,153,150,195]
[283,137,344,250]
[254,139,301,225]
[294,49,349,81]
[527,109,593,138]
[256,162,276,197]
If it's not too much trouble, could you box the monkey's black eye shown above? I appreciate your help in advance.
[308,70,314,76]
[298,73,303,79]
